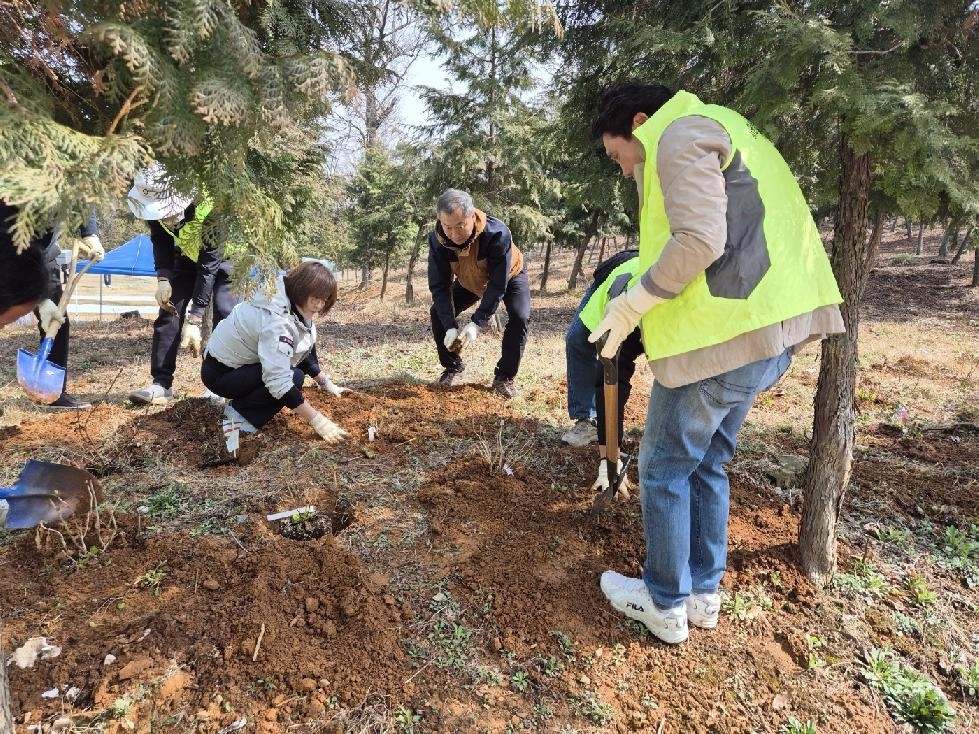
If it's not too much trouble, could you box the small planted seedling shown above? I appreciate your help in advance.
[138,561,168,596]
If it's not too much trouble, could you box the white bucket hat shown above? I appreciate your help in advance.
[126,163,193,221]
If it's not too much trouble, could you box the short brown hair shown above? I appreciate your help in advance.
[283,261,337,316]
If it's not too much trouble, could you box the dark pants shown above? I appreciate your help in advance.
[430,270,531,380]
[594,328,645,446]
[34,278,69,395]
[151,255,237,389]
[201,355,304,428]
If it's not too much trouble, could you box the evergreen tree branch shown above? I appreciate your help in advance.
[105,84,146,137]
[0,78,27,115]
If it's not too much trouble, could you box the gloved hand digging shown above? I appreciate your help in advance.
[155,278,176,313]
[315,373,349,397]
[589,284,663,358]
[458,321,481,348]
[180,321,202,357]
[592,458,631,501]
[36,299,65,335]
[443,327,460,352]
[79,235,105,262]
[309,411,348,443]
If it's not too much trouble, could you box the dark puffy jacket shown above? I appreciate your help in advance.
[0,203,97,298]
[427,212,525,329]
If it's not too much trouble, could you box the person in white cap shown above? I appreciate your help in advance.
[125,163,238,405]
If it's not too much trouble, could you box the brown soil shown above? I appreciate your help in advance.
[1,235,978,734]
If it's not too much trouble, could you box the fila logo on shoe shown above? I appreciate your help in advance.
[626,602,645,612]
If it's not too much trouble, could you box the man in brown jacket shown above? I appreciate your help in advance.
[427,188,530,398]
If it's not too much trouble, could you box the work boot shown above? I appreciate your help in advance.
[561,418,598,447]
[128,383,173,405]
[437,368,464,386]
[491,377,517,399]
[600,570,688,644]
[49,393,92,410]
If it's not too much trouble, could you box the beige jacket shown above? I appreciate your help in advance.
[634,116,844,388]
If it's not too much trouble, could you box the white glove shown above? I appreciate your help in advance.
[79,235,105,262]
[588,285,663,359]
[155,279,175,312]
[458,321,481,348]
[36,299,65,335]
[309,411,348,443]
[443,327,459,350]
[592,458,631,500]
[315,374,349,397]
[180,321,202,357]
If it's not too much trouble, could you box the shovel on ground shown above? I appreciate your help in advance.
[590,274,634,515]
[17,240,97,404]
[0,460,102,530]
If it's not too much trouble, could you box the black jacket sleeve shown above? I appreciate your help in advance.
[147,220,176,280]
[471,224,513,327]
[78,209,99,239]
[427,234,457,330]
[296,344,322,378]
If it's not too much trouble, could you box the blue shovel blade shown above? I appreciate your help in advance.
[16,337,64,405]
[0,460,96,529]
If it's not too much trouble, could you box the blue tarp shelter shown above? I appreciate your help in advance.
[76,233,155,276]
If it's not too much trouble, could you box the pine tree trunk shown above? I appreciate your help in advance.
[540,240,552,294]
[800,139,877,587]
[938,221,958,259]
[380,252,390,300]
[358,266,373,290]
[598,236,607,263]
[405,224,425,304]
[951,227,972,265]
[567,209,601,291]
[915,223,925,256]
[972,240,979,287]
[1,621,13,731]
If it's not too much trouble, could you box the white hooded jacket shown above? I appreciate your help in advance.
[205,274,317,400]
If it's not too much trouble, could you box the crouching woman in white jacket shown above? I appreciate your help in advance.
[201,261,348,443]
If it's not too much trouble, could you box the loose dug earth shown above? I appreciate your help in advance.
[1,245,978,733]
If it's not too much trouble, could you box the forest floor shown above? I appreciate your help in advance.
[1,231,978,734]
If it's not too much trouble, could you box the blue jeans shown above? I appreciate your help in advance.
[565,285,600,421]
[639,348,793,609]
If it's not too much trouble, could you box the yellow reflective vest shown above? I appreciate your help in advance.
[633,91,842,360]
[579,259,642,332]
[161,196,213,263]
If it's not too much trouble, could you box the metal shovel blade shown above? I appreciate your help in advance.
[0,460,101,530]
[17,337,65,405]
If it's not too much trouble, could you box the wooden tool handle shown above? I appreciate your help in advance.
[57,239,98,313]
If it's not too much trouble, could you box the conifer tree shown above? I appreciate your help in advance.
[419,18,559,247]
[0,0,558,273]
[346,145,419,298]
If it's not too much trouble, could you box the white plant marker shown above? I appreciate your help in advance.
[266,506,316,522]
